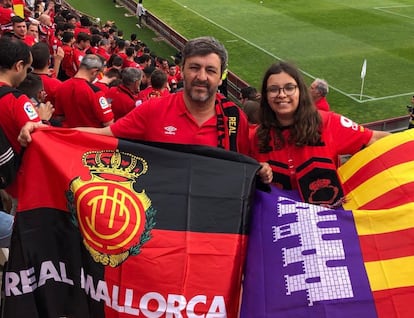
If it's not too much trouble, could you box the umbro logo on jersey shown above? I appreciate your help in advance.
[164,126,177,135]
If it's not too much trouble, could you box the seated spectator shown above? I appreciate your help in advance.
[139,65,154,91]
[138,68,170,102]
[106,67,142,121]
[310,78,330,111]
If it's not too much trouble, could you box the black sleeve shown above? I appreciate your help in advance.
[0,127,19,189]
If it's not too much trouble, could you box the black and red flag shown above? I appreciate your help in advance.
[3,128,259,317]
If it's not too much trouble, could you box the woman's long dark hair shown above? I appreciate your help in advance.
[257,61,322,152]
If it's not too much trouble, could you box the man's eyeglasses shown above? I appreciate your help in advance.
[27,66,34,74]
[266,84,297,96]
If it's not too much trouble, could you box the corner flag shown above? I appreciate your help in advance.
[361,59,367,79]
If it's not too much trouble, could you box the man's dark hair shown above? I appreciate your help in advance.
[62,31,74,44]
[80,15,92,27]
[182,36,228,74]
[0,37,31,70]
[240,86,258,100]
[16,73,43,100]
[150,69,167,89]
[125,47,135,58]
[76,32,91,44]
[11,15,25,25]
[30,42,50,69]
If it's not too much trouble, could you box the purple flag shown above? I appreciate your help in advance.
[241,187,377,317]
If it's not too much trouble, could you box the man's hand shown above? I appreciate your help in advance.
[17,121,48,147]
[258,162,273,184]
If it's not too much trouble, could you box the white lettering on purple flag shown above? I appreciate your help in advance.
[272,196,354,306]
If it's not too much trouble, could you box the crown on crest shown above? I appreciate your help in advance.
[82,150,148,180]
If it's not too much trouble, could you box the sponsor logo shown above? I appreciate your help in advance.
[164,126,177,135]
[67,150,156,267]
[24,102,38,120]
[99,97,110,109]
[340,116,359,131]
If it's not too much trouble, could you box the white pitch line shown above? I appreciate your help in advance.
[172,0,411,103]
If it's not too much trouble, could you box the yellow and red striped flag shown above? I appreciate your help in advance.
[13,0,25,18]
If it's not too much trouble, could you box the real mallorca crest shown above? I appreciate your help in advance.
[67,150,156,267]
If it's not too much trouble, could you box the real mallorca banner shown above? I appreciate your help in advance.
[240,129,414,318]
[3,128,260,318]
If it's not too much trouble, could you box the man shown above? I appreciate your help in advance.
[27,22,40,42]
[53,54,114,128]
[30,42,62,106]
[106,67,142,121]
[6,16,36,46]
[310,78,331,111]
[0,37,40,154]
[135,0,146,28]
[19,37,273,182]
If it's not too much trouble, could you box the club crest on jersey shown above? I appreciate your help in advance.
[67,150,156,267]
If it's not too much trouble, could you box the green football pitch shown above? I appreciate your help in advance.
[67,0,414,124]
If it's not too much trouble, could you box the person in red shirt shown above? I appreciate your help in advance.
[93,67,121,94]
[59,31,75,80]
[30,42,62,106]
[0,37,41,155]
[309,78,331,112]
[72,32,91,74]
[106,67,142,121]
[0,0,14,35]
[249,61,390,206]
[19,37,273,183]
[139,68,170,102]
[123,46,140,69]
[96,38,111,62]
[54,54,113,128]
[5,16,37,46]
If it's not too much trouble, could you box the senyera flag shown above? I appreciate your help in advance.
[241,130,414,318]
[3,128,260,318]
[13,0,25,18]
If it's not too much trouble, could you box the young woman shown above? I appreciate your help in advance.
[250,61,389,207]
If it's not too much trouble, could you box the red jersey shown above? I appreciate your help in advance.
[93,81,110,94]
[249,111,373,204]
[110,91,250,154]
[106,84,140,121]
[0,83,40,153]
[36,73,62,106]
[72,46,86,73]
[22,35,37,47]
[0,7,13,32]
[54,78,113,128]
[315,96,330,112]
[138,86,170,102]
[96,47,111,62]
[61,44,75,78]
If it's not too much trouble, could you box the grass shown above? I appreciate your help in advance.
[66,0,414,124]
